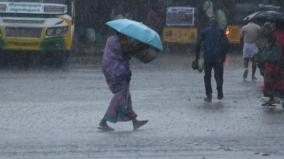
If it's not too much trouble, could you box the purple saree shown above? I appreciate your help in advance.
[102,35,137,123]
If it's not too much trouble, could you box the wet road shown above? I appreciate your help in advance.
[0,53,284,159]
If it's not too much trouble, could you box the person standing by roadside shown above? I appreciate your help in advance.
[240,21,261,81]
[203,0,214,20]
[98,32,148,131]
[195,17,229,102]
[145,4,161,33]
[198,0,214,30]
[215,0,227,31]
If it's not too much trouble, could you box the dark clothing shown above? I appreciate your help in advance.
[196,26,229,63]
[204,62,224,97]
[195,26,229,99]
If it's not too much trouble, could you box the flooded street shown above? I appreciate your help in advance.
[0,53,284,159]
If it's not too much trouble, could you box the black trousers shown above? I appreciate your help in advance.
[204,62,224,97]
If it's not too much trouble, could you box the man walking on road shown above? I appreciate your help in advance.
[195,17,229,102]
[240,21,261,81]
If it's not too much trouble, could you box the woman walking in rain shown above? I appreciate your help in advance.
[98,32,149,131]
[256,22,282,106]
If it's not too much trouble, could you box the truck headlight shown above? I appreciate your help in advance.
[46,27,68,37]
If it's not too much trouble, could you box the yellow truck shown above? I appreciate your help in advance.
[0,0,74,65]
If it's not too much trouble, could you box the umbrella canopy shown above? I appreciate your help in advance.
[243,10,284,25]
[106,19,163,51]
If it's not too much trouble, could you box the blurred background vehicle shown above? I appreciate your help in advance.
[0,0,75,65]
[162,0,199,51]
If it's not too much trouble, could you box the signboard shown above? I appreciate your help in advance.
[0,2,66,14]
[7,3,44,14]
[163,27,198,43]
[166,7,195,26]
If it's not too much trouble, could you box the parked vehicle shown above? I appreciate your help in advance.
[0,0,75,65]
[163,6,197,44]
[163,0,199,50]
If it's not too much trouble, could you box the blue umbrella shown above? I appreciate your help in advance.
[106,19,163,51]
